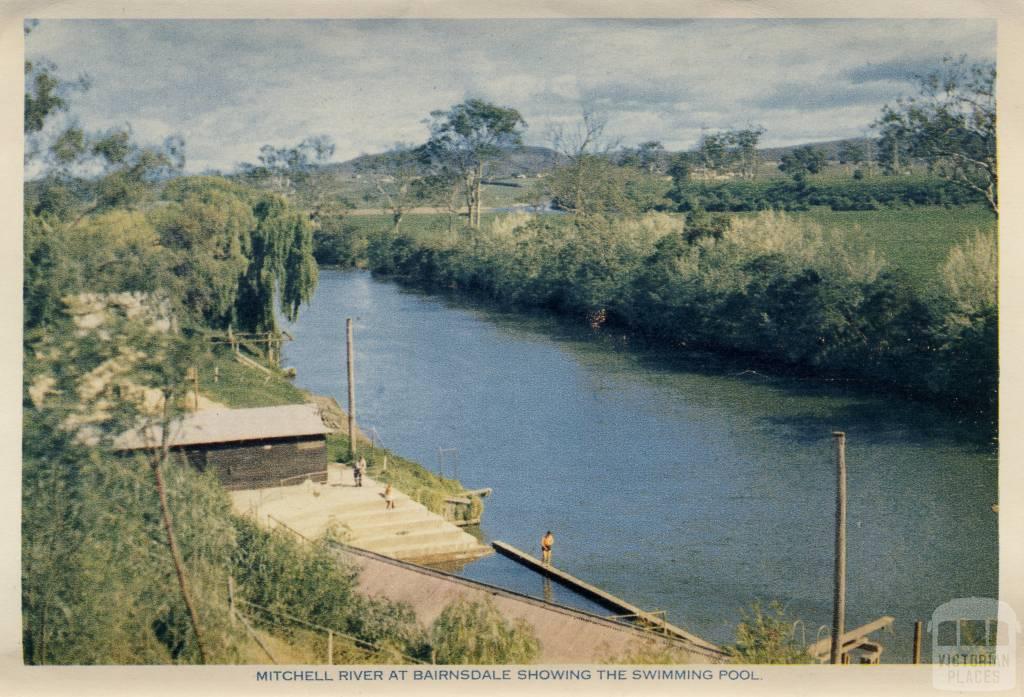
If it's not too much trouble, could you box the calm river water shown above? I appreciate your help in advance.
[282,269,998,662]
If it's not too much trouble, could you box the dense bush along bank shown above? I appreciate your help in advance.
[671,176,988,212]
[359,211,996,414]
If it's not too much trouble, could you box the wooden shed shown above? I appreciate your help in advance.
[114,404,330,489]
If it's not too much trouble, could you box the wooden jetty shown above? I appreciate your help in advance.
[806,616,895,664]
[333,542,729,663]
[443,487,492,527]
[492,540,723,655]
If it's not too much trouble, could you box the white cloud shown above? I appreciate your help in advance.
[25,19,995,172]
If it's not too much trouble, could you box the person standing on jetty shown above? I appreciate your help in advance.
[541,531,554,565]
[384,483,395,510]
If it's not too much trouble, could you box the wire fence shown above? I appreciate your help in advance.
[232,594,429,665]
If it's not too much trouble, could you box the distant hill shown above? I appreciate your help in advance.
[319,137,872,179]
[758,138,872,162]
[322,145,562,178]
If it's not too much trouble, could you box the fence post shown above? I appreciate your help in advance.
[913,620,923,664]
[327,630,334,665]
[228,576,236,625]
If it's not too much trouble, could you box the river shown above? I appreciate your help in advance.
[282,269,997,662]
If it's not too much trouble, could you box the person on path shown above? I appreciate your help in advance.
[355,456,366,487]
[384,482,395,510]
[541,531,554,565]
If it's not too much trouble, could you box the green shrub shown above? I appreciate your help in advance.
[231,517,359,634]
[728,601,813,664]
[429,597,540,664]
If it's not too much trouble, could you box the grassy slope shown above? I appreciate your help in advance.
[199,349,308,408]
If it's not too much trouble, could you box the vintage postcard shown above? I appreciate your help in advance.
[3,2,1021,696]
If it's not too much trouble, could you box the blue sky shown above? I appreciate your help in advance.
[25,19,996,173]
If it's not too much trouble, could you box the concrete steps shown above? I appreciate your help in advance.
[229,470,491,565]
[347,518,450,544]
[353,525,469,550]
[342,508,437,531]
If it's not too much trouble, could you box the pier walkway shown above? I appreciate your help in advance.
[231,469,492,565]
[492,540,723,654]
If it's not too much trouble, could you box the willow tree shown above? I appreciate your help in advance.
[151,178,254,329]
[234,194,318,333]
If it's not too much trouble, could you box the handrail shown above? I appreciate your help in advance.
[605,610,670,635]
[805,616,895,660]
[236,598,428,664]
[266,514,311,542]
[278,470,329,487]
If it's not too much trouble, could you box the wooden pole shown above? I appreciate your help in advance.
[346,318,357,462]
[152,439,208,663]
[228,576,236,625]
[327,630,333,665]
[831,431,847,665]
[913,620,923,664]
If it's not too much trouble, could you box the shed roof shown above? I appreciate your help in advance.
[114,403,328,451]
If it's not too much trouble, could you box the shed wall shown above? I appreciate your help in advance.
[176,435,327,489]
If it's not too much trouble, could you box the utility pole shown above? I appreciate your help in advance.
[346,318,357,462]
[830,431,848,665]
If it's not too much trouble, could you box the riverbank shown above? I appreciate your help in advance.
[357,210,996,420]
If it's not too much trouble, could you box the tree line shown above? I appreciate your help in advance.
[260,53,995,229]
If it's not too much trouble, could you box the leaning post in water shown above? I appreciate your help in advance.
[347,318,357,462]
[830,431,848,665]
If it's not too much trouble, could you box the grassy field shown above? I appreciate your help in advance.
[790,205,996,291]
[344,210,507,243]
